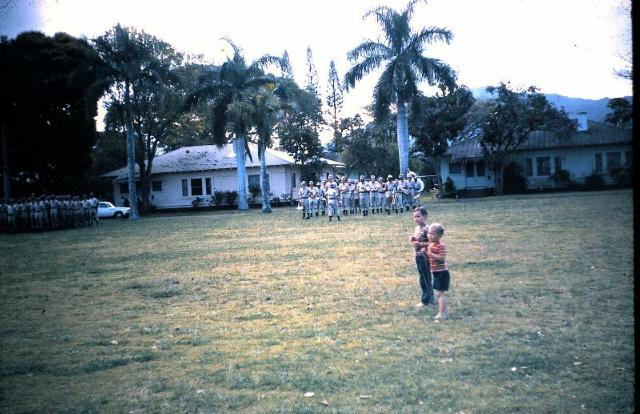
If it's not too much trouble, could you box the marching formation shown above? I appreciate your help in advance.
[0,194,100,234]
[297,172,425,221]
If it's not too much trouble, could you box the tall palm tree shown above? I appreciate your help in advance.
[344,0,456,176]
[94,24,158,220]
[251,79,293,213]
[192,40,282,210]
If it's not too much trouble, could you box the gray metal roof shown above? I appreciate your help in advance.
[102,142,345,180]
[446,120,632,160]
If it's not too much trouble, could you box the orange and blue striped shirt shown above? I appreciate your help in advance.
[427,241,448,271]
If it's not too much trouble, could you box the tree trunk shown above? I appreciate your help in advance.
[493,161,504,195]
[1,104,10,200]
[235,136,248,210]
[139,168,150,214]
[124,79,139,220]
[259,139,272,213]
[396,99,410,176]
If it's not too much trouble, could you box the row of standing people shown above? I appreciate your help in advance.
[297,172,425,221]
[0,194,100,234]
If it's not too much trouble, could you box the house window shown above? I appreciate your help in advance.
[248,174,260,189]
[554,156,562,173]
[205,178,212,195]
[191,178,203,196]
[524,158,533,177]
[606,152,621,171]
[182,179,188,196]
[291,172,296,189]
[625,151,632,167]
[119,182,129,194]
[449,162,462,174]
[594,153,603,173]
[476,161,485,177]
[248,174,269,191]
[536,157,551,176]
[152,181,162,192]
[465,162,475,177]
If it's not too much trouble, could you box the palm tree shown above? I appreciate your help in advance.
[251,79,293,213]
[344,0,456,176]
[94,24,157,220]
[192,40,282,210]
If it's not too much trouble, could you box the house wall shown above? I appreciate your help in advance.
[513,144,632,189]
[440,159,493,190]
[440,144,632,191]
[112,165,305,209]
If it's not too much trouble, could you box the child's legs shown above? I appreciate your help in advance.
[435,290,447,315]
[415,255,433,303]
[433,270,450,316]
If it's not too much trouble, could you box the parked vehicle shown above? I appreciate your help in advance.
[98,201,130,218]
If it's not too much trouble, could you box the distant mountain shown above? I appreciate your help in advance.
[469,87,631,122]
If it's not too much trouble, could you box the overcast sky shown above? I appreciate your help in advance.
[1,0,632,136]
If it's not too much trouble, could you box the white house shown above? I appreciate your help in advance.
[102,143,345,209]
[439,113,632,193]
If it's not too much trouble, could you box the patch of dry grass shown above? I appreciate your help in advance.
[0,190,634,413]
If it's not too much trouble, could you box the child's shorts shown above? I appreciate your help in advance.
[432,270,450,291]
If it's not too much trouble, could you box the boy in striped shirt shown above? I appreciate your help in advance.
[426,223,450,320]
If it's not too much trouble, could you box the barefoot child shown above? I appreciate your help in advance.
[426,223,450,320]
[410,207,435,306]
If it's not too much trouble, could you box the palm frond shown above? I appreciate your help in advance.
[220,37,242,58]
[413,56,456,91]
[402,0,427,22]
[347,40,392,62]
[251,54,286,73]
[372,64,396,120]
[344,55,386,91]
[410,26,453,48]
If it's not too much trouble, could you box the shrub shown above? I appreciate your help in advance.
[213,191,224,206]
[583,173,605,190]
[611,168,632,188]
[224,191,238,206]
[550,169,571,187]
[443,177,456,197]
[248,185,261,204]
[503,162,528,194]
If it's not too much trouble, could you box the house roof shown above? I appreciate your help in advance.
[446,120,632,160]
[102,142,344,180]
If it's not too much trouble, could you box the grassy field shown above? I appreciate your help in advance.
[0,190,634,413]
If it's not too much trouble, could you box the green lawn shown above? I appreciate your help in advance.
[0,190,634,413]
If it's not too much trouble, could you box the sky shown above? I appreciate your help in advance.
[0,0,633,138]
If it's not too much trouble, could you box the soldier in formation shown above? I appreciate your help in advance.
[0,194,102,234]
[295,172,425,222]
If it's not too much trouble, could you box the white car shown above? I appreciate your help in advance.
[98,201,131,218]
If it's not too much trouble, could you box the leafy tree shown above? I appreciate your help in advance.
[277,98,323,165]
[305,47,320,97]
[338,113,398,177]
[189,39,283,210]
[409,86,475,159]
[304,47,323,135]
[281,50,294,79]
[604,97,632,128]
[472,82,575,194]
[163,62,218,151]
[277,79,324,166]
[344,0,456,176]
[98,27,184,212]
[0,31,107,198]
[326,60,344,143]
